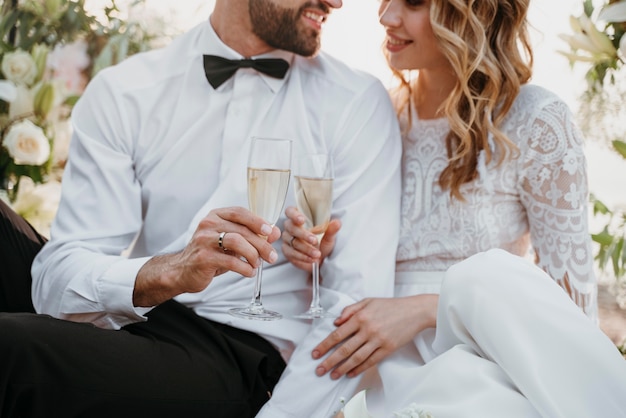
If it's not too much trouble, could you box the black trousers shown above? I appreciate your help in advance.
[0,200,286,418]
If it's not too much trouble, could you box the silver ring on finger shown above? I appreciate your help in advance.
[218,232,228,252]
[289,236,296,248]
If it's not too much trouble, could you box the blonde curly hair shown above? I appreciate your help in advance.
[390,0,533,200]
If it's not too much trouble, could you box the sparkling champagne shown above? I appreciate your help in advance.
[294,176,333,241]
[248,168,291,224]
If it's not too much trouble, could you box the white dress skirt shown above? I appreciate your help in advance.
[362,249,626,418]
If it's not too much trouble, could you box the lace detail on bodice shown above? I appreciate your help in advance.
[396,85,597,318]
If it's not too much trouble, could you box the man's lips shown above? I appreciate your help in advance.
[302,10,327,29]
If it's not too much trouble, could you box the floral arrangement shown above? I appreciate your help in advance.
[559,0,625,91]
[392,404,434,418]
[559,0,626,299]
[337,390,433,418]
[558,0,626,146]
[0,0,171,236]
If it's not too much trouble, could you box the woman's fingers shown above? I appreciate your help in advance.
[281,237,316,271]
[346,346,388,378]
[282,206,322,266]
[319,218,341,260]
[285,206,307,226]
[315,325,366,377]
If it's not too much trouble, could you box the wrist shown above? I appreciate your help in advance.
[408,294,438,329]
[133,253,182,307]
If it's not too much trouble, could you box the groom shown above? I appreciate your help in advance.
[0,0,402,417]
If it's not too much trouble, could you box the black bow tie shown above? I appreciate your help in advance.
[203,54,290,89]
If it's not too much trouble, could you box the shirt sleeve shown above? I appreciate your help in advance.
[31,73,152,329]
[517,95,598,321]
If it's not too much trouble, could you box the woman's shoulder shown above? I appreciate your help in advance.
[503,84,574,134]
[513,84,568,112]
[506,84,583,159]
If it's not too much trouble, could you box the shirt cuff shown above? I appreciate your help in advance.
[98,256,154,325]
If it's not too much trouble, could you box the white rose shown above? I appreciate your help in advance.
[1,50,38,86]
[11,176,61,239]
[2,119,51,166]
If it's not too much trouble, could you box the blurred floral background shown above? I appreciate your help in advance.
[559,0,626,309]
[0,0,174,236]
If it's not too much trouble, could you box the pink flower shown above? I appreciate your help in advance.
[46,40,90,96]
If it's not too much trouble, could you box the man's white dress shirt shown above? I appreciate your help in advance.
[31,19,402,418]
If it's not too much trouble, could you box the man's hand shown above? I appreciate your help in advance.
[133,206,280,307]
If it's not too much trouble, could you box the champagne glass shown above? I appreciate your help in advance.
[229,137,292,321]
[293,153,335,319]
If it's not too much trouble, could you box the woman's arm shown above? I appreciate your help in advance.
[518,92,597,320]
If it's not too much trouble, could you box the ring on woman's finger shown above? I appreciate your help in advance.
[218,232,228,252]
[290,236,296,247]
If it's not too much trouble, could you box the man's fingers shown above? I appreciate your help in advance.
[211,206,274,237]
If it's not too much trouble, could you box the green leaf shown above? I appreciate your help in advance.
[612,140,626,160]
[592,230,614,246]
[596,244,610,270]
[621,238,626,277]
[63,95,80,107]
[591,194,611,215]
[611,237,624,277]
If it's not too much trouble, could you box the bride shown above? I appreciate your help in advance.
[281,0,626,416]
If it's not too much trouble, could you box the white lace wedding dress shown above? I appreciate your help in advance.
[361,85,626,417]
[396,84,596,319]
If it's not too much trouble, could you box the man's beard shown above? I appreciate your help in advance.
[249,0,328,57]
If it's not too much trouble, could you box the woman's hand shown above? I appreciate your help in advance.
[312,294,439,379]
[281,206,341,272]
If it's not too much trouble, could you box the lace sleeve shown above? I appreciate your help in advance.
[517,98,598,321]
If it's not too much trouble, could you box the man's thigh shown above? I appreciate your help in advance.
[0,300,285,418]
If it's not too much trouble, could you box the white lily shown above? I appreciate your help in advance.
[569,14,584,34]
[0,80,17,102]
[557,50,605,63]
[598,0,626,23]
[578,13,617,55]
[558,32,598,53]
[558,32,615,63]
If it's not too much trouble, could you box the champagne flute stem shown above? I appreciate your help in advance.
[250,262,265,311]
[310,260,322,311]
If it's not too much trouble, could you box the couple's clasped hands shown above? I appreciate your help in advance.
[281,207,438,380]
